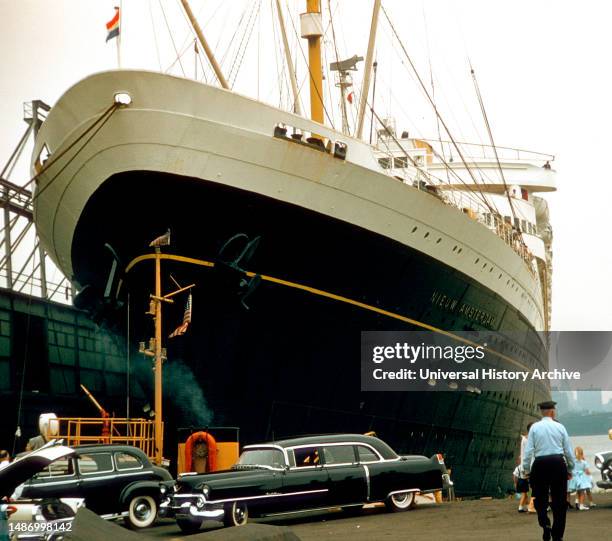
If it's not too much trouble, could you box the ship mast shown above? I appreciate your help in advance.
[275,0,302,116]
[301,0,324,124]
[356,0,382,139]
[180,0,229,89]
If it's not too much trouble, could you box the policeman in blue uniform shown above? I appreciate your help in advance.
[522,401,574,541]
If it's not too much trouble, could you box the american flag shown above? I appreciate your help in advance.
[169,293,192,338]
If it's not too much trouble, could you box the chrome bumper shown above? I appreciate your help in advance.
[159,494,225,521]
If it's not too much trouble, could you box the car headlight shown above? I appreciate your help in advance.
[594,454,603,469]
[196,496,205,509]
[160,485,167,495]
[202,485,210,498]
[173,483,179,493]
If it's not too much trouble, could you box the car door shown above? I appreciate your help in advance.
[321,444,367,506]
[355,444,385,501]
[76,452,116,514]
[279,446,329,512]
[20,456,80,500]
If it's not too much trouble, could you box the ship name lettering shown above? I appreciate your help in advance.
[431,290,496,328]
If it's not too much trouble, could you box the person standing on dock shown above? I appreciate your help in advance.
[523,401,574,541]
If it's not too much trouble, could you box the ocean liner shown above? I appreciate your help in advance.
[30,1,555,495]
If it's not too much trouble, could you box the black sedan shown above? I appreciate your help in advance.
[160,433,452,532]
[15,443,172,529]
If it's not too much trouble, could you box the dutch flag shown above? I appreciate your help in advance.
[106,7,120,42]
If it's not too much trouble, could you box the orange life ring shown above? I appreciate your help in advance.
[184,431,217,472]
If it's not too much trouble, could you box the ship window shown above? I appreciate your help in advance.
[504,216,511,224]
[378,157,392,169]
[394,156,408,169]
[521,219,527,232]
[514,217,520,229]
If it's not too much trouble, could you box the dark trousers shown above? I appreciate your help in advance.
[530,455,568,540]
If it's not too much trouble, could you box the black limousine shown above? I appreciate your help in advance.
[160,434,452,532]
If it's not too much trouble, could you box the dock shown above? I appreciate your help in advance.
[134,493,612,540]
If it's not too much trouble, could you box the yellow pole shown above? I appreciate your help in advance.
[154,247,163,465]
[306,0,324,124]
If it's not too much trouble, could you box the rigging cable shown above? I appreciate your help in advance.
[380,5,498,216]
[220,3,252,68]
[32,104,119,205]
[148,1,163,72]
[6,103,119,210]
[327,0,344,131]
[12,256,36,456]
[421,3,446,168]
[228,0,262,88]
[159,0,186,76]
[369,103,499,215]
[470,62,527,246]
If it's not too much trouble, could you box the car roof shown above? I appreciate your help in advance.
[252,434,398,459]
[72,444,148,457]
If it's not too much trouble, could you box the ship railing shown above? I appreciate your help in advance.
[419,138,555,165]
[45,417,158,460]
[372,148,537,274]
[436,192,537,275]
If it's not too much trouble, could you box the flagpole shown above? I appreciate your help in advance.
[117,3,122,68]
[153,246,163,465]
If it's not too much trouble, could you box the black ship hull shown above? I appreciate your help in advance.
[69,171,548,496]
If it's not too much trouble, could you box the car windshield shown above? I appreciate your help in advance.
[235,448,286,469]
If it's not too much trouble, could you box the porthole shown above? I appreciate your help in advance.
[411,226,418,233]
[424,232,430,239]
[436,238,441,244]
[475,258,480,264]
[457,248,462,254]
[452,245,457,251]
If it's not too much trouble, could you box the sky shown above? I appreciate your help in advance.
[1,0,611,332]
